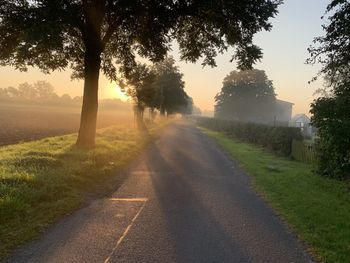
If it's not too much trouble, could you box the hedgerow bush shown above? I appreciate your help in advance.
[196,117,302,156]
[310,83,350,179]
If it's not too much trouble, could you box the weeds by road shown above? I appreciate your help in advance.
[201,128,350,263]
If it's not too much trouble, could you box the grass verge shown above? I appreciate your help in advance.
[0,122,166,261]
[201,128,350,263]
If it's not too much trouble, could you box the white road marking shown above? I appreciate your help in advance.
[104,198,148,263]
[109,198,148,202]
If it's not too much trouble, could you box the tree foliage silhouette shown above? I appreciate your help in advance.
[122,57,190,126]
[215,69,276,122]
[152,57,188,116]
[120,63,156,129]
[308,0,350,86]
[0,0,281,147]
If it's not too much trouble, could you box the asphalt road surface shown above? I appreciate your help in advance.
[8,122,312,263]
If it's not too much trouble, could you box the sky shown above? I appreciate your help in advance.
[0,0,329,115]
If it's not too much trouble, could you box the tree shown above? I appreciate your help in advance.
[61,93,73,101]
[120,63,156,129]
[0,0,282,148]
[307,0,350,86]
[33,81,56,100]
[122,58,190,124]
[4,87,20,99]
[182,96,194,115]
[152,57,189,115]
[192,104,202,116]
[310,84,350,178]
[307,0,350,178]
[214,69,276,122]
[17,83,37,100]
[0,87,10,100]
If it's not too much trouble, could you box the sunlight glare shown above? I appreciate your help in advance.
[108,82,128,101]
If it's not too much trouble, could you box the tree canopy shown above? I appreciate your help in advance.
[215,69,276,122]
[0,0,282,76]
[0,0,282,147]
[122,57,191,121]
[121,63,156,111]
[307,0,350,86]
[152,57,188,115]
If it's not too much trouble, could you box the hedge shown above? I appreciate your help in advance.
[196,117,302,156]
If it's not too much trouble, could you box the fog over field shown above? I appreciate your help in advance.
[0,82,133,145]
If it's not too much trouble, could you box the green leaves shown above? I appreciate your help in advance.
[0,0,82,73]
[197,117,302,156]
[0,0,282,79]
[307,0,350,85]
[122,57,190,115]
[310,83,350,178]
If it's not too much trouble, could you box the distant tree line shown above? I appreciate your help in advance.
[0,81,64,102]
[0,81,130,110]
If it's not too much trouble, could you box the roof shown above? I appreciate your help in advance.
[291,114,310,122]
[276,99,294,106]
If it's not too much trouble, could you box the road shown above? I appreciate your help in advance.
[8,122,312,263]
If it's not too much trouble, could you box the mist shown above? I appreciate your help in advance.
[0,81,133,146]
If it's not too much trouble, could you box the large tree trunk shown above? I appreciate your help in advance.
[76,48,101,148]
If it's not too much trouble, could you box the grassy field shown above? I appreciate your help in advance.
[0,122,164,261]
[201,128,350,263]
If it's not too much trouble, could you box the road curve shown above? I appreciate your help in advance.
[8,121,312,263]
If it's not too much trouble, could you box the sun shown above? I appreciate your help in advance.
[107,82,128,101]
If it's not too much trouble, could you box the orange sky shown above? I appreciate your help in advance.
[0,0,327,116]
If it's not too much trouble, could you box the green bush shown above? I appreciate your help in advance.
[310,83,350,179]
[196,117,302,156]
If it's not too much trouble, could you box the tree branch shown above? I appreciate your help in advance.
[102,23,117,46]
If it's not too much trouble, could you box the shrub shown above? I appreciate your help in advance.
[196,117,302,156]
[310,84,350,179]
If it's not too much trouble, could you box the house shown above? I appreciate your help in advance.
[289,114,313,137]
[290,114,310,127]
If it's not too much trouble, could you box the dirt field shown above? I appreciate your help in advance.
[0,103,133,146]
